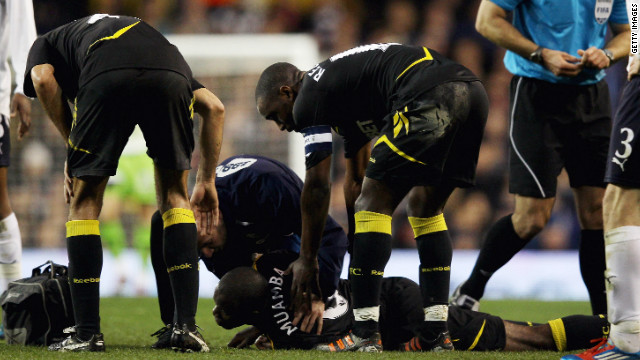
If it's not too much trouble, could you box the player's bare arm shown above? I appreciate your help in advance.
[287,156,332,332]
[344,143,371,244]
[191,87,225,234]
[10,93,31,140]
[476,0,582,77]
[30,64,72,140]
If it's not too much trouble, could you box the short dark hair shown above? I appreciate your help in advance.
[214,267,268,320]
[255,62,300,102]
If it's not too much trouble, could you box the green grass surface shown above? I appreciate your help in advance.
[0,298,592,359]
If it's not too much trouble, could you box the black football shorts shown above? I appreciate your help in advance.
[366,80,488,191]
[508,76,610,198]
[605,75,640,187]
[448,306,506,351]
[68,68,195,177]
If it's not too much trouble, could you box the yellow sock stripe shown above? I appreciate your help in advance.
[408,214,448,237]
[66,220,100,237]
[162,208,195,228]
[548,318,568,351]
[373,135,426,165]
[355,211,392,235]
[396,47,433,81]
[87,21,140,53]
[466,319,486,350]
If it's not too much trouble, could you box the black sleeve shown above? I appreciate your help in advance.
[191,77,204,91]
[254,252,344,349]
[23,37,58,98]
[23,35,76,99]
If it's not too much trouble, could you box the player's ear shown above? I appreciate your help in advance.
[279,85,293,99]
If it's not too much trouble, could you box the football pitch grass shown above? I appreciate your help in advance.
[0,298,592,359]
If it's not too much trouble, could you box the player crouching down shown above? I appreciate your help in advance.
[212,251,610,352]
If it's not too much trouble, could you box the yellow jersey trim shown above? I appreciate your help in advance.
[66,220,100,237]
[393,106,410,138]
[467,319,486,350]
[408,214,448,237]
[355,211,392,235]
[548,318,568,351]
[189,96,196,119]
[396,47,433,81]
[162,208,196,228]
[373,135,426,165]
[87,21,140,54]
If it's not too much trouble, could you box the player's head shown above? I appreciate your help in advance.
[255,62,302,132]
[198,211,227,258]
[213,267,268,329]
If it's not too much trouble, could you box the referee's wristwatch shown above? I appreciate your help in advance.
[602,49,614,65]
[529,46,544,65]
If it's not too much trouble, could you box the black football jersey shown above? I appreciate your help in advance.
[253,251,353,349]
[200,155,347,282]
[293,43,478,167]
[23,14,198,99]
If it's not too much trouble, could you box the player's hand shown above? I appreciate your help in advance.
[254,335,273,350]
[227,326,262,349]
[628,55,640,80]
[578,47,610,70]
[285,255,322,325]
[190,180,219,236]
[542,48,583,77]
[10,93,31,140]
[63,161,73,203]
[293,294,324,334]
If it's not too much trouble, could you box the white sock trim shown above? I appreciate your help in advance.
[424,305,448,321]
[354,306,380,322]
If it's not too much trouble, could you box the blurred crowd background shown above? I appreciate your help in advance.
[10,0,629,253]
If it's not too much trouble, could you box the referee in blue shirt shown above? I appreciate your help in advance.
[451,0,630,316]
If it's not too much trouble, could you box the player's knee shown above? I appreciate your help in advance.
[512,213,547,239]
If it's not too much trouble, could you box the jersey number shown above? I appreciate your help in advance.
[87,14,120,24]
[612,127,634,172]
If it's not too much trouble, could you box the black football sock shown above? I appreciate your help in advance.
[350,211,392,339]
[548,314,609,351]
[579,229,607,315]
[150,210,174,326]
[411,214,452,339]
[462,215,528,299]
[66,220,103,340]
[162,209,199,330]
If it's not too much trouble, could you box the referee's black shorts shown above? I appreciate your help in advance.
[508,76,610,198]
[605,75,640,187]
[68,68,195,177]
[366,80,489,191]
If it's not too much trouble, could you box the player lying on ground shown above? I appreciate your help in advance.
[213,251,610,352]
[150,155,348,348]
